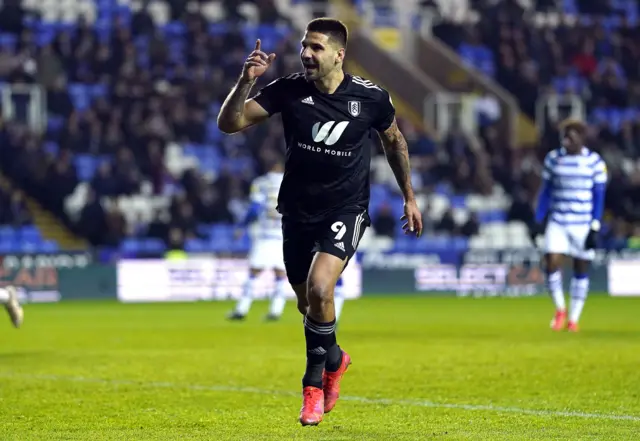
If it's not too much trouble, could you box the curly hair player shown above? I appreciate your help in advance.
[531,119,607,332]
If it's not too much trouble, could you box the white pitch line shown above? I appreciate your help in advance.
[1,372,639,422]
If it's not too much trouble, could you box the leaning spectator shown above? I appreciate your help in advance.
[461,212,480,238]
[373,202,397,238]
[8,190,32,226]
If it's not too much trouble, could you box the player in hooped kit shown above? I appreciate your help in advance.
[217,18,422,425]
[227,161,288,321]
[531,119,607,332]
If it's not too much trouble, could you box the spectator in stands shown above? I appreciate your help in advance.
[372,202,397,238]
[628,225,640,249]
[78,186,107,245]
[193,186,234,224]
[47,151,79,209]
[507,188,534,227]
[603,218,630,250]
[103,208,126,246]
[166,226,186,251]
[92,162,119,197]
[460,212,480,238]
[46,76,73,118]
[572,40,598,78]
[36,45,64,89]
[147,208,169,241]
[436,208,458,235]
[0,0,24,36]
[127,213,148,238]
[169,196,197,239]
[131,1,156,37]
[7,190,32,227]
[420,199,436,236]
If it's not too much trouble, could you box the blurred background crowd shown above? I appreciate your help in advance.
[0,0,639,256]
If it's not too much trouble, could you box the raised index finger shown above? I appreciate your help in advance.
[255,39,261,51]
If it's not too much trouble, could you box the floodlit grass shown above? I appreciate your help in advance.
[0,296,638,440]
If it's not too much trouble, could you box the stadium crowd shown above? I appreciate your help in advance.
[0,185,32,228]
[0,0,639,252]
[434,0,640,249]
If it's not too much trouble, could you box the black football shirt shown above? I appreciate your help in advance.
[252,72,395,223]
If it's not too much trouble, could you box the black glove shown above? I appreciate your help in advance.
[584,220,600,250]
[529,222,544,247]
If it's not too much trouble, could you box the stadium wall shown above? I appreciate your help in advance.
[1,250,639,302]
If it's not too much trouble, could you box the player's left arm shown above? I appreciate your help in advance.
[590,158,608,228]
[377,118,422,237]
[585,157,608,249]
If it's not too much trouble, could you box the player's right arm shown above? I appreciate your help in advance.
[217,39,276,134]
[534,151,555,224]
[530,151,554,244]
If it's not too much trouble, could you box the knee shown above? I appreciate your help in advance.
[307,278,334,308]
[545,255,562,273]
[296,298,308,316]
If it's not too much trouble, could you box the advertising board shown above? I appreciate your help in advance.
[116,257,362,302]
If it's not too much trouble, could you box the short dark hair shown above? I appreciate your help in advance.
[306,18,348,48]
[559,118,587,136]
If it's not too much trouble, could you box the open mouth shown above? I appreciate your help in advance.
[303,63,318,72]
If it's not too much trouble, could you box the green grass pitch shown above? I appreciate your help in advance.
[0,295,638,440]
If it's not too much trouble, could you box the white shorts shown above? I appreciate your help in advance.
[248,238,285,271]
[544,221,595,261]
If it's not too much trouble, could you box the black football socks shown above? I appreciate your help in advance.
[325,341,343,372]
[302,315,336,388]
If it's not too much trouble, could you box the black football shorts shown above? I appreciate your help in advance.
[282,210,370,285]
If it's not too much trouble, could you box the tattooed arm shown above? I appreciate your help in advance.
[377,118,423,236]
[377,118,415,202]
[217,40,277,134]
[217,78,269,134]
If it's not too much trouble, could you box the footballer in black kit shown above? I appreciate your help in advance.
[252,71,395,285]
[217,17,422,427]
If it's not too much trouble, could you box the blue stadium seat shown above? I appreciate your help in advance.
[163,22,187,36]
[18,226,41,241]
[121,238,142,253]
[478,210,507,223]
[39,240,59,252]
[0,226,15,240]
[47,115,65,134]
[208,23,230,36]
[43,141,60,156]
[196,224,212,238]
[211,224,234,239]
[230,234,251,253]
[90,84,108,98]
[451,236,470,252]
[184,238,207,253]
[209,236,234,253]
[74,154,99,181]
[20,241,40,253]
[141,238,166,253]
[0,33,17,53]
[0,241,16,253]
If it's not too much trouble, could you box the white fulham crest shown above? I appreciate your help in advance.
[348,101,361,117]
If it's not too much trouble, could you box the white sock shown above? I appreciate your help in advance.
[546,270,565,311]
[235,276,258,316]
[268,278,287,317]
[0,288,8,303]
[334,278,345,322]
[569,275,589,324]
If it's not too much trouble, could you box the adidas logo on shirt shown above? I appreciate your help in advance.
[334,242,345,252]
[301,96,314,105]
